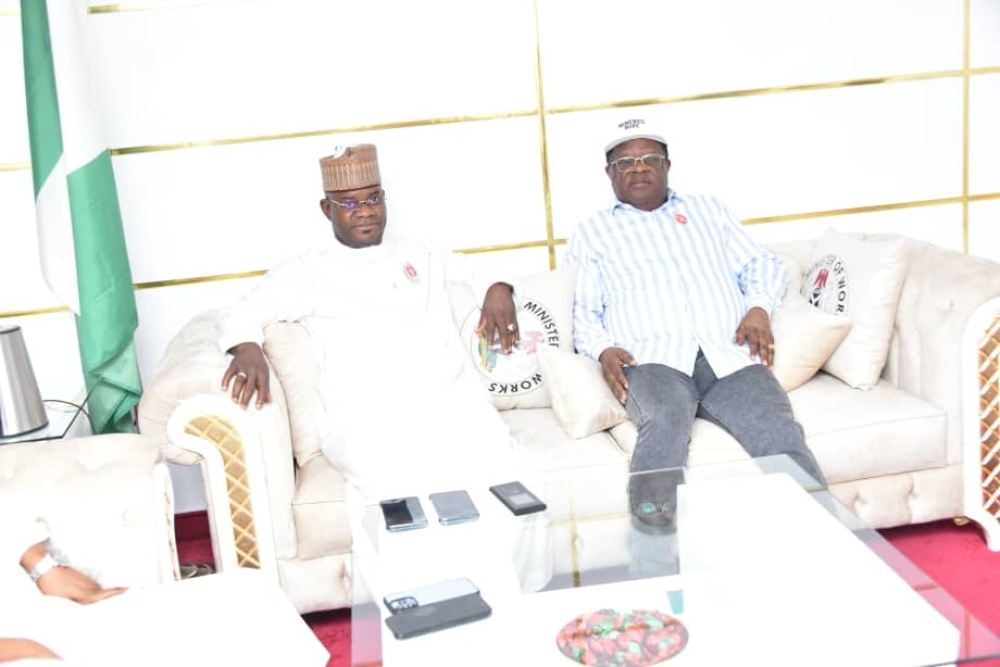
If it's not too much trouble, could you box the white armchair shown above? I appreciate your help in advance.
[0,434,178,587]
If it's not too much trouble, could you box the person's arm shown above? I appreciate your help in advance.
[440,246,522,353]
[718,200,786,366]
[720,201,788,316]
[564,234,616,362]
[0,638,61,662]
[217,257,317,408]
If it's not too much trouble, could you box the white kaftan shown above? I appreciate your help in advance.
[217,237,528,499]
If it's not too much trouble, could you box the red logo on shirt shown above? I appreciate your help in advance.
[403,262,419,282]
[673,213,688,225]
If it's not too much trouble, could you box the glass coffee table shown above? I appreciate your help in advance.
[350,455,1000,666]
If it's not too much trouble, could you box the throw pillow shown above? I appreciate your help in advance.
[448,265,577,410]
[771,288,853,392]
[800,229,907,390]
[536,345,628,439]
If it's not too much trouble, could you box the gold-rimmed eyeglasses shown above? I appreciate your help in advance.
[327,189,386,212]
[609,154,668,174]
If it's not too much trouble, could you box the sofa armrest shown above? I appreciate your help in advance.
[137,310,296,587]
[884,238,1000,466]
[0,434,177,587]
[962,295,1000,551]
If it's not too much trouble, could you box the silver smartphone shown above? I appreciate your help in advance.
[383,577,480,614]
[429,489,480,525]
[379,496,428,532]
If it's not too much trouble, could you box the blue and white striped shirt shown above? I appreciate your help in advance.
[565,191,787,379]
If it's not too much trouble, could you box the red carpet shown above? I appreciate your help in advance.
[176,513,1000,666]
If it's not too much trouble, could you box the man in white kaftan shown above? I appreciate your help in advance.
[216,144,529,500]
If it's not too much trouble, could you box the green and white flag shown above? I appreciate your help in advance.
[21,0,142,434]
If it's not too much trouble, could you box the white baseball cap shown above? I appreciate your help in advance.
[603,117,668,156]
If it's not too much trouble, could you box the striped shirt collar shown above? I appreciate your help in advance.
[606,189,681,215]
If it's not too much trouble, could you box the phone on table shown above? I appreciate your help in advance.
[383,577,479,613]
[384,590,492,639]
[379,496,428,532]
[429,489,480,525]
[489,481,547,516]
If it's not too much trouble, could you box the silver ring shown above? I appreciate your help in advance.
[506,322,517,332]
[236,371,248,379]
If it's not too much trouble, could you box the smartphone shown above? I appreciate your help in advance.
[384,592,492,640]
[489,481,547,516]
[429,490,480,525]
[383,577,479,614]
[379,496,428,532]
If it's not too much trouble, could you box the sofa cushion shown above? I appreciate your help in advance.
[448,266,577,411]
[291,456,352,560]
[771,287,853,392]
[788,372,947,484]
[535,345,628,439]
[501,408,625,473]
[801,229,907,390]
[263,321,323,461]
[607,371,945,486]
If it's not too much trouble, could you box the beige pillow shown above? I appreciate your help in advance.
[448,265,577,410]
[536,345,628,439]
[800,230,907,389]
[771,289,853,392]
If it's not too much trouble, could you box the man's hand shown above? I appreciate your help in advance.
[37,566,127,605]
[475,282,519,354]
[0,638,61,661]
[222,342,272,409]
[598,347,637,404]
[735,306,775,367]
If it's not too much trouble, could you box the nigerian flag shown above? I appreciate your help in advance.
[21,0,141,434]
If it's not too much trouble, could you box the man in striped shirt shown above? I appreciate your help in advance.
[565,118,826,532]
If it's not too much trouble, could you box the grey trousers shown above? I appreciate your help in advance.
[623,351,826,486]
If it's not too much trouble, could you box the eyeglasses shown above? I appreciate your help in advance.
[609,154,667,173]
[327,189,386,212]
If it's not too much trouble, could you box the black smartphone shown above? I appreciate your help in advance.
[428,489,480,525]
[379,496,428,532]
[489,481,547,516]
[384,592,492,640]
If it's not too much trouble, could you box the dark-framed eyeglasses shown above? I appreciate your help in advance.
[327,189,386,213]
[610,154,667,174]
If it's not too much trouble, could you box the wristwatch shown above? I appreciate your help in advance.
[29,552,67,583]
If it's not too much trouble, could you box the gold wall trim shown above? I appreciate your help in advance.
[3,191,999,320]
[455,239,550,255]
[88,1,247,13]
[0,305,70,319]
[135,269,265,290]
[742,196,965,226]
[3,67,999,170]
[532,0,557,270]
[108,110,537,157]
[548,69,968,115]
[962,0,972,253]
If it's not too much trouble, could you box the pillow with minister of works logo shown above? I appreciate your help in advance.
[800,229,907,390]
[447,265,577,411]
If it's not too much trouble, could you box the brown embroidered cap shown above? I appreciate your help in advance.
[319,144,381,192]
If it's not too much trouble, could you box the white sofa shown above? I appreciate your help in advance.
[137,232,1000,614]
[0,434,179,588]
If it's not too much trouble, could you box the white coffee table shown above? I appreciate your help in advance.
[350,455,1000,666]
